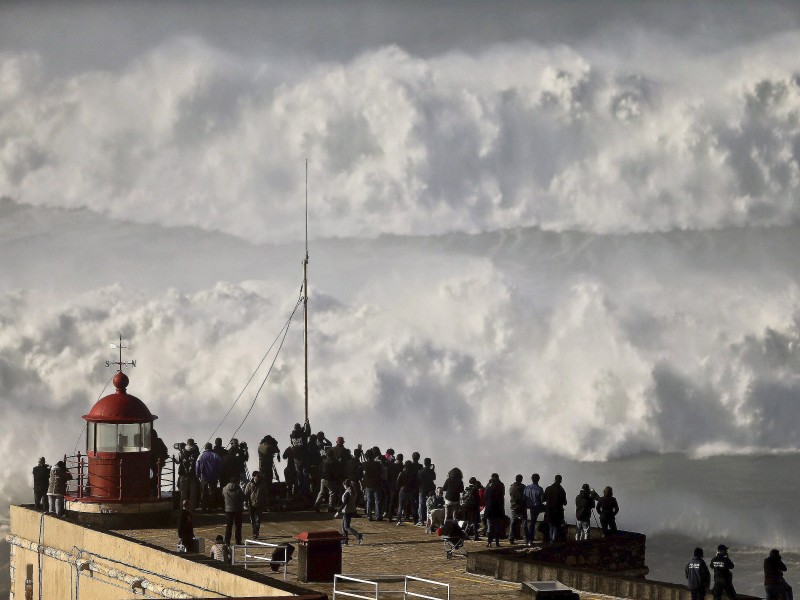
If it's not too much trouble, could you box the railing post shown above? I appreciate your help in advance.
[77,453,83,499]
[118,458,123,500]
[156,458,162,499]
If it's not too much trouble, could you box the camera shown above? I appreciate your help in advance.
[173,442,184,450]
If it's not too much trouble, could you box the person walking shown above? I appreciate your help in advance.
[244,470,268,539]
[32,458,51,512]
[222,475,245,546]
[764,548,794,600]
[686,547,712,600]
[710,544,736,600]
[340,479,364,545]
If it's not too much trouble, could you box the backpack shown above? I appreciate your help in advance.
[460,486,475,508]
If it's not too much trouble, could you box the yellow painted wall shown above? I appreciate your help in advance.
[9,505,300,599]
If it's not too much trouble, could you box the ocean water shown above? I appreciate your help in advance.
[546,452,800,597]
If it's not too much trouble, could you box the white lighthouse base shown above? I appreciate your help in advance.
[65,496,173,529]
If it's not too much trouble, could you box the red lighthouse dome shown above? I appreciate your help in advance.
[83,371,158,423]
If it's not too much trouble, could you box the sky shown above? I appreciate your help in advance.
[1,0,800,557]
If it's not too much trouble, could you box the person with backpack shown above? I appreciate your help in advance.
[575,484,598,541]
[443,467,465,522]
[461,477,482,540]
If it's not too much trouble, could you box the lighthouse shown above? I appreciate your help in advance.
[64,337,173,527]
[82,370,156,500]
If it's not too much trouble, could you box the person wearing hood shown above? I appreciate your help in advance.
[686,547,711,600]
[764,548,793,600]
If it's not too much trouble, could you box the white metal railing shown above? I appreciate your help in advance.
[230,539,293,579]
[404,575,450,600]
[333,575,449,600]
[333,575,381,600]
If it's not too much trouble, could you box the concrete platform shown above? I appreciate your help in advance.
[121,510,616,600]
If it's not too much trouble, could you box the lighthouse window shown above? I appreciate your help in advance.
[93,423,152,452]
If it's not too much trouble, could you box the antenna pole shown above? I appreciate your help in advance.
[303,159,309,422]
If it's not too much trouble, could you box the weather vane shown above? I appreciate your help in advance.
[105,332,136,370]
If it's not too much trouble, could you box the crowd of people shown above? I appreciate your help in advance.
[32,420,795,598]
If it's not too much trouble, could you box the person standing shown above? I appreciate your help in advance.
[686,547,712,600]
[340,479,364,545]
[483,473,506,547]
[32,458,51,512]
[196,442,222,513]
[418,458,437,528]
[257,434,281,507]
[396,460,418,525]
[222,475,245,546]
[710,544,736,600]
[508,474,526,544]
[764,548,794,600]
[46,460,72,517]
[574,484,597,541]
[362,449,385,520]
[314,448,339,513]
[442,467,465,522]
[244,470,268,539]
[523,473,545,546]
[543,474,567,543]
[177,499,195,552]
[596,486,619,536]
[150,429,169,496]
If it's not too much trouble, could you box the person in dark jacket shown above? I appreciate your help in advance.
[710,544,736,600]
[46,461,72,517]
[213,437,228,458]
[523,473,544,546]
[508,474,526,544]
[177,499,195,552]
[575,484,598,541]
[196,443,222,513]
[764,548,794,600]
[222,475,245,546]
[282,446,297,498]
[150,429,169,496]
[32,458,51,512]
[257,435,280,482]
[483,473,506,547]
[289,420,311,496]
[686,547,712,600]
[396,461,418,524]
[417,458,436,527]
[386,453,403,521]
[244,470,268,539]
[362,449,385,520]
[314,448,340,512]
[340,479,364,545]
[596,486,619,536]
[543,474,567,543]
[442,467,464,521]
[462,477,482,540]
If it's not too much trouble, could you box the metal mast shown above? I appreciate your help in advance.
[303,159,309,422]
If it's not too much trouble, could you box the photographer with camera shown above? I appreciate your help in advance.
[175,439,201,510]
